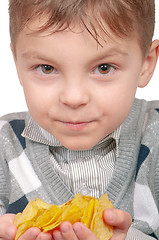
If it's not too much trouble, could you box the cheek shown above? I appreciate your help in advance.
[98,77,138,123]
[22,82,51,117]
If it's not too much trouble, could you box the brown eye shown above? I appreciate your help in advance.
[41,65,55,74]
[98,64,111,74]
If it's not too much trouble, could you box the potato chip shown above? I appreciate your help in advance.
[14,193,113,240]
[14,212,22,226]
[71,193,89,210]
[15,221,35,240]
[14,198,39,226]
[42,217,62,232]
[91,194,114,240]
[60,193,88,225]
[34,205,63,228]
[35,198,52,210]
[62,203,83,224]
[81,198,97,228]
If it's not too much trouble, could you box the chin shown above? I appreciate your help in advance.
[62,141,95,151]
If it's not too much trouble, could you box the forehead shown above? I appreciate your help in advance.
[18,13,137,45]
[15,15,142,62]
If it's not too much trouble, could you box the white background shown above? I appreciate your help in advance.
[0,0,159,117]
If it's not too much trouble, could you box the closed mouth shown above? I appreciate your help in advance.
[56,120,95,131]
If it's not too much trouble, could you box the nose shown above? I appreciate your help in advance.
[59,81,90,109]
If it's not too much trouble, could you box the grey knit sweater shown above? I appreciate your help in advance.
[0,98,159,239]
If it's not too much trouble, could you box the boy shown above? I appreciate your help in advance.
[0,0,159,239]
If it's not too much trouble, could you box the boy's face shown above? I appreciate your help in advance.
[14,19,146,150]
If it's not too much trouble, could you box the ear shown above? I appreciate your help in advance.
[138,40,159,88]
[10,43,23,86]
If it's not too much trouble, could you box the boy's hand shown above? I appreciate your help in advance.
[18,228,52,240]
[0,214,52,240]
[0,214,17,240]
[0,209,131,240]
[52,208,132,240]
[104,208,132,240]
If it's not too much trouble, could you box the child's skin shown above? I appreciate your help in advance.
[1,12,159,240]
[12,18,159,151]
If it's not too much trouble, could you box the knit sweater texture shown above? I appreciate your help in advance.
[0,98,159,239]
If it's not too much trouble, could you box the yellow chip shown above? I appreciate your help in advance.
[59,199,72,211]
[14,199,39,227]
[83,195,93,202]
[15,221,34,240]
[61,194,89,225]
[14,212,22,226]
[14,193,114,240]
[71,193,89,211]
[34,205,63,228]
[81,198,97,228]
[42,216,62,232]
[91,194,113,240]
[62,203,83,224]
[35,198,52,210]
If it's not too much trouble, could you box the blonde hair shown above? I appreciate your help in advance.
[9,0,155,56]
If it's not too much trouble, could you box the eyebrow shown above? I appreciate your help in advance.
[22,47,129,62]
[22,51,52,62]
[95,47,129,59]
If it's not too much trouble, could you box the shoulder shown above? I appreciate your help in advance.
[136,99,159,175]
[133,98,159,127]
[133,98,159,114]
[134,100,159,207]
[132,99,159,145]
[0,111,28,122]
[0,112,29,150]
[0,112,28,131]
[145,99,159,114]
[141,99,159,133]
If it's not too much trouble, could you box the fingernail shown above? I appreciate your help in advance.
[61,223,71,233]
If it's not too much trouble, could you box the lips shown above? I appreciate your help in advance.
[63,121,89,125]
[56,120,95,131]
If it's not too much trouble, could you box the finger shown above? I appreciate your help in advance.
[73,222,98,240]
[54,222,78,240]
[104,208,132,230]
[36,232,52,240]
[1,214,16,224]
[103,208,132,239]
[0,214,17,240]
[0,223,16,240]
[18,227,41,240]
[53,230,63,240]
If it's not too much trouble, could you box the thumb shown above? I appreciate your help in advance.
[103,208,132,233]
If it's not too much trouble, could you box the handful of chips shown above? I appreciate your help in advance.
[14,193,113,240]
